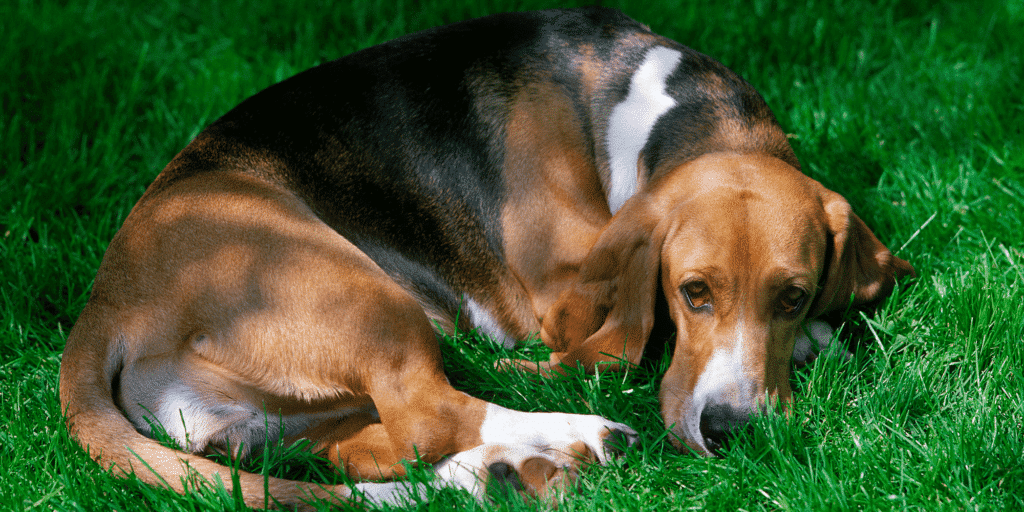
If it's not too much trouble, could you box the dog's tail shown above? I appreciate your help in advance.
[58,308,352,510]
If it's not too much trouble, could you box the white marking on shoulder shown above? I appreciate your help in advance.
[464,295,514,349]
[606,45,683,213]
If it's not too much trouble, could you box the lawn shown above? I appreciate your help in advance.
[2,0,1022,510]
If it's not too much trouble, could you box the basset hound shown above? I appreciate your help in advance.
[60,7,915,509]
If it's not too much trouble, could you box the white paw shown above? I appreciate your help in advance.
[478,404,637,464]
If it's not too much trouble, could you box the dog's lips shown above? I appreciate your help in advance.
[662,393,714,456]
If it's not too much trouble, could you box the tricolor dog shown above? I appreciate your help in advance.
[60,7,915,509]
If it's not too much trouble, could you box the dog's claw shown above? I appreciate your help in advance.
[602,428,635,458]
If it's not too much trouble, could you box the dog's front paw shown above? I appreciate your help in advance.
[793,319,849,366]
[479,404,637,465]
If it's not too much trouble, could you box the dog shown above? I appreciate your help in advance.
[60,7,915,509]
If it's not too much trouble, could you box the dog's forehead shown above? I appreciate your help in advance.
[659,163,829,278]
[656,154,826,224]
[684,154,819,198]
[664,211,824,273]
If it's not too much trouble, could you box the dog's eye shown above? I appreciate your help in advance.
[682,281,712,311]
[778,287,807,316]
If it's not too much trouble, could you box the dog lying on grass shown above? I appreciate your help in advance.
[60,7,914,509]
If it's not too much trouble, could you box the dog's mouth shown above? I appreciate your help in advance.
[667,420,747,457]
[667,423,713,456]
[665,404,713,457]
[702,436,726,457]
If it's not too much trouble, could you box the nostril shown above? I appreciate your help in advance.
[699,402,751,454]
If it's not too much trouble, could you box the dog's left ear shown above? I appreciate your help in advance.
[810,191,916,317]
[538,195,668,372]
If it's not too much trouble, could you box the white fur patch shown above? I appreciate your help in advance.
[156,382,245,452]
[358,405,637,505]
[357,443,577,505]
[432,443,570,499]
[683,329,754,454]
[152,383,374,455]
[432,445,492,498]
[478,403,635,464]
[606,46,682,213]
[353,481,430,507]
[464,296,514,348]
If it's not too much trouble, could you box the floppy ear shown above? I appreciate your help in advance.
[810,191,916,317]
[539,196,667,372]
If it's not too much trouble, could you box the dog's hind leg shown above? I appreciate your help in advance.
[85,170,634,505]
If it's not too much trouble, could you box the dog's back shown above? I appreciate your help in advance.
[148,7,794,338]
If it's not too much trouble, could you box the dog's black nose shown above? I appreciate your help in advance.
[699,402,751,454]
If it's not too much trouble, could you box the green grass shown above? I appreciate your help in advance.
[3,0,1022,510]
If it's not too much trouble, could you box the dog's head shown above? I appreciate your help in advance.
[541,152,915,455]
